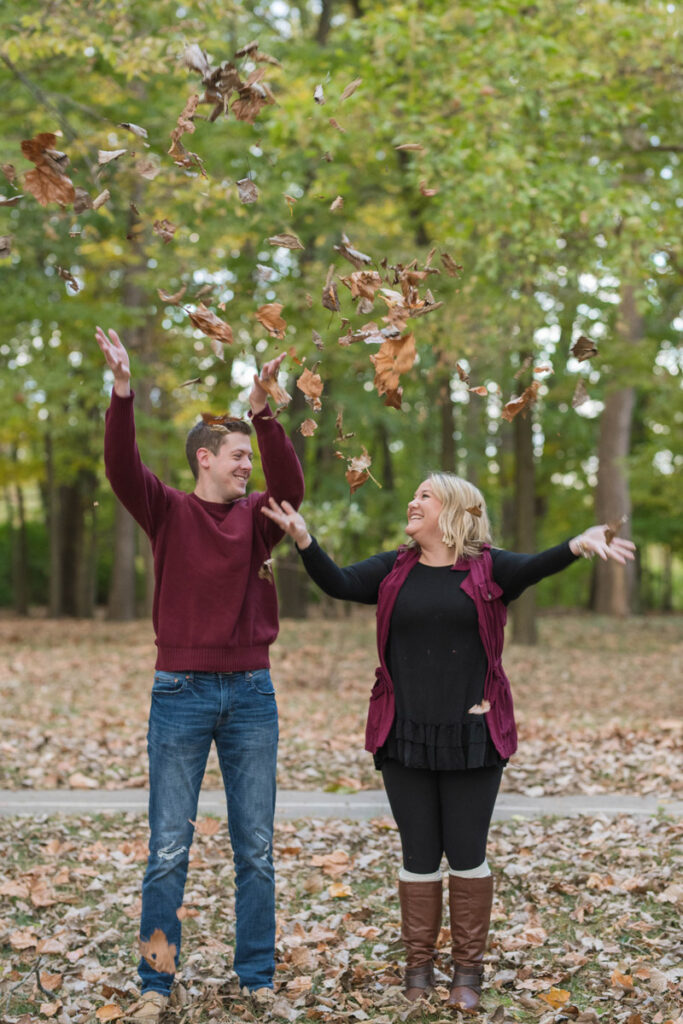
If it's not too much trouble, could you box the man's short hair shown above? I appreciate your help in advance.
[185,418,252,479]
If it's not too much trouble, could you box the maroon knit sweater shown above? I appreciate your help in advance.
[104,391,305,672]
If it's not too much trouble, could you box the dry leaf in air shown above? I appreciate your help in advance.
[268,232,304,250]
[340,78,362,101]
[139,928,177,974]
[188,303,234,344]
[370,331,417,396]
[297,368,324,411]
[256,302,287,338]
[237,178,259,204]
[501,381,540,421]
[322,264,341,311]
[300,418,318,436]
[571,335,598,361]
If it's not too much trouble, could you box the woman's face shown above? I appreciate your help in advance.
[405,479,444,544]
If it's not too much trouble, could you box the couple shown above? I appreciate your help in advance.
[95,326,635,1020]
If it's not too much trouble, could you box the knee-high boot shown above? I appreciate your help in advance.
[398,879,443,1001]
[446,874,493,1012]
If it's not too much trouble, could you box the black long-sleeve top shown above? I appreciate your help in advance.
[298,539,577,771]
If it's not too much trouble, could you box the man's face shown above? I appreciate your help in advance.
[200,432,254,502]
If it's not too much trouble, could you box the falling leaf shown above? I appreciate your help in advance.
[0,235,12,258]
[297,367,324,411]
[153,219,176,243]
[334,232,371,268]
[92,188,110,210]
[328,117,346,133]
[23,146,75,206]
[340,270,382,304]
[501,381,540,421]
[1,163,16,181]
[514,355,533,380]
[340,77,362,100]
[605,515,628,545]
[300,418,318,436]
[168,94,206,174]
[384,387,403,409]
[188,303,234,344]
[268,232,304,250]
[322,264,341,311]
[469,387,487,399]
[237,178,259,204]
[157,285,187,305]
[189,817,221,836]
[395,143,425,152]
[534,364,553,374]
[314,83,325,104]
[538,988,571,1008]
[419,179,438,196]
[335,410,355,442]
[119,122,148,138]
[284,193,297,211]
[456,363,471,385]
[441,252,463,277]
[98,148,127,165]
[468,700,491,714]
[312,329,323,350]
[139,928,177,974]
[572,378,590,408]
[329,195,344,212]
[232,71,275,123]
[179,377,201,388]
[370,331,417,396]
[344,447,379,494]
[135,156,161,180]
[260,369,292,409]
[256,302,287,338]
[571,335,598,361]
[57,267,79,292]
[0,194,22,207]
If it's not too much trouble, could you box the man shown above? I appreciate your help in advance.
[94,326,305,1022]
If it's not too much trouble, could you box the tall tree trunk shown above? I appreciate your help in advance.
[592,287,638,615]
[511,409,537,644]
[438,373,456,473]
[45,433,63,616]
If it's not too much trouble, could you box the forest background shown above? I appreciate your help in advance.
[1,0,681,641]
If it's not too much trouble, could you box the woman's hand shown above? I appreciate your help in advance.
[569,524,636,564]
[262,498,312,549]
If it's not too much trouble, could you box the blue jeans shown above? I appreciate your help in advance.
[138,670,278,995]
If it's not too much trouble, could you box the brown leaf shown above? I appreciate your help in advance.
[419,179,438,196]
[312,329,324,350]
[345,447,374,494]
[57,267,79,292]
[119,121,148,138]
[189,817,221,836]
[384,387,403,409]
[232,73,275,123]
[571,335,598,361]
[469,385,488,397]
[572,379,590,408]
[237,178,259,204]
[329,195,344,212]
[0,193,22,207]
[95,1005,124,1021]
[299,418,318,436]
[334,233,371,269]
[139,928,177,974]
[98,148,127,165]
[604,515,628,545]
[340,269,382,303]
[501,381,540,421]
[92,188,110,210]
[468,700,491,714]
[1,163,16,182]
[157,285,187,305]
[538,988,571,1008]
[322,264,341,311]
[296,368,324,411]
[188,303,234,344]
[153,219,176,244]
[610,969,634,991]
[456,363,470,385]
[370,331,417,396]
[328,117,346,133]
[268,232,304,250]
[168,95,206,174]
[466,505,482,517]
[24,164,75,207]
[256,302,287,338]
[260,372,292,409]
[441,252,463,277]
[340,77,362,101]
[395,143,425,152]
[0,235,12,258]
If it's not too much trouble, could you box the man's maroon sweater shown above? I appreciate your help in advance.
[104,391,305,672]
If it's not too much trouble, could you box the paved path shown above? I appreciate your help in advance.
[0,789,680,820]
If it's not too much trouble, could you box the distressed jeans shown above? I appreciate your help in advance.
[138,669,278,995]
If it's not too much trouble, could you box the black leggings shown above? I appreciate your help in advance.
[381,759,504,874]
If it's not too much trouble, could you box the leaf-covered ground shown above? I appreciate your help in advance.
[1,612,681,798]
[0,812,681,1024]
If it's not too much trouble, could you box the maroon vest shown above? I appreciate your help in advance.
[364,543,517,759]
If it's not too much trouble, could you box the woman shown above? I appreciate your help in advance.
[262,475,635,1012]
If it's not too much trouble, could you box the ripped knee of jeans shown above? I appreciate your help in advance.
[155,839,188,862]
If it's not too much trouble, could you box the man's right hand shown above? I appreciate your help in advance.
[95,326,131,397]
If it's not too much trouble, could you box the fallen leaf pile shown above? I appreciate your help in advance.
[0,613,680,798]
[0,811,681,1023]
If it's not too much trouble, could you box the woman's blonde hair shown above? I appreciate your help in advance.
[410,472,492,561]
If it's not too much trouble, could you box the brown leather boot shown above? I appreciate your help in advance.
[446,874,493,1012]
[398,879,443,1001]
